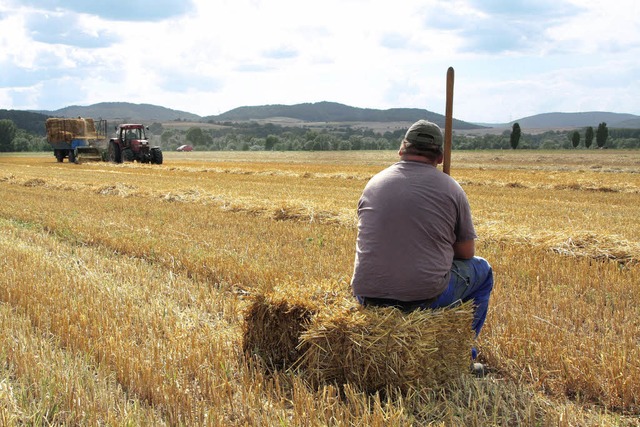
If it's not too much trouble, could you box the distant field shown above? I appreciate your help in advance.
[1,150,639,425]
[161,121,229,130]
[159,118,594,135]
[160,118,416,133]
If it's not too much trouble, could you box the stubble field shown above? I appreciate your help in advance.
[1,150,639,426]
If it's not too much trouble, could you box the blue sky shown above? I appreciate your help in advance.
[0,0,638,123]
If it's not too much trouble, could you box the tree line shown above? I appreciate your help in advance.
[2,118,640,153]
[509,122,617,149]
[0,119,50,152]
[164,121,640,151]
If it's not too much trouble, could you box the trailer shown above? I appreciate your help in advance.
[46,117,107,163]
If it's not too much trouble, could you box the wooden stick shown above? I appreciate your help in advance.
[443,67,454,175]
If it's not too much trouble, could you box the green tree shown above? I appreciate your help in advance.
[0,119,17,152]
[12,136,29,151]
[510,123,521,149]
[29,136,50,152]
[338,139,352,150]
[540,139,557,150]
[349,135,362,150]
[148,122,164,135]
[571,131,580,148]
[186,127,205,146]
[161,130,174,144]
[314,133,335,150]
[304,130,319,141]
[585,126,594,148]
[596,122,608,148]
[265,135,279,151]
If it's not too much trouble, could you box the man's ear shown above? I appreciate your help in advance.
[436,153,444,165]
[397,141,405,157]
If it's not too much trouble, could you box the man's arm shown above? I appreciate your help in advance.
[453,239,475,260]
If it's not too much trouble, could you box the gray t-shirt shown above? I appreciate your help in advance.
[350,160,476,301]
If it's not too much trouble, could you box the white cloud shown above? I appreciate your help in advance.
[0,0,638,122]
[17,0,194,22]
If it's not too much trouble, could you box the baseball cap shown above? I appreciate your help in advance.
[404,120,443,149]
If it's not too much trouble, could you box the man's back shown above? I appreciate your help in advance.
[350,160,475,301]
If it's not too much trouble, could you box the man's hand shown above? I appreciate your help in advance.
[453,239,475,260]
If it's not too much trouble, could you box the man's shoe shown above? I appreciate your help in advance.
[471,362,486,378]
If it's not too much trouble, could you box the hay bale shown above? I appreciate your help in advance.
[46,118,97,143]
[242,282,350,369]
[242,283,476,392]
[295,302,475,392]
[242,293,317,370]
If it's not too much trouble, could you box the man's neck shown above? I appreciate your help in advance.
[400,154,439,167]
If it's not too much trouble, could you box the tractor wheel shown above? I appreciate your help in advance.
[151,148,163,165]
[68,149,77,164]
[108,140,122,163]
[54,149,64,162]
[122,148,134,162]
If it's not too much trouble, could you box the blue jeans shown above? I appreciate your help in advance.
[429,256,494,337]
[356,256,494,337]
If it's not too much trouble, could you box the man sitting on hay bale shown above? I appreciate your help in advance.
[350,119,494,372]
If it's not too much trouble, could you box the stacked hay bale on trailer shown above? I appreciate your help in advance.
[46,117,107,163]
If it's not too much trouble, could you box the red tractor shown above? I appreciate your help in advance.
[108,124,163,164]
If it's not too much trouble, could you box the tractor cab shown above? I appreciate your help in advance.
[118,124,147,148]
[116,124,153,158]
[124,127,143,143]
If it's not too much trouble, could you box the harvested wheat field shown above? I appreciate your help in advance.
[1,150,639,426]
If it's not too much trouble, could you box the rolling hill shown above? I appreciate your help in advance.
[504,112,640,129]
[33,101,484,130]
[20,102,640,131]
[203,101,483,130]
[33,102,200,123]
[0,109,50,135]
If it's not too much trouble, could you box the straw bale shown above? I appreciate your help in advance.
[295,302,475,392]
[242,282,350,369]
[46,118,97,143]
[243,284,476,392]
[242,292,317,370]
